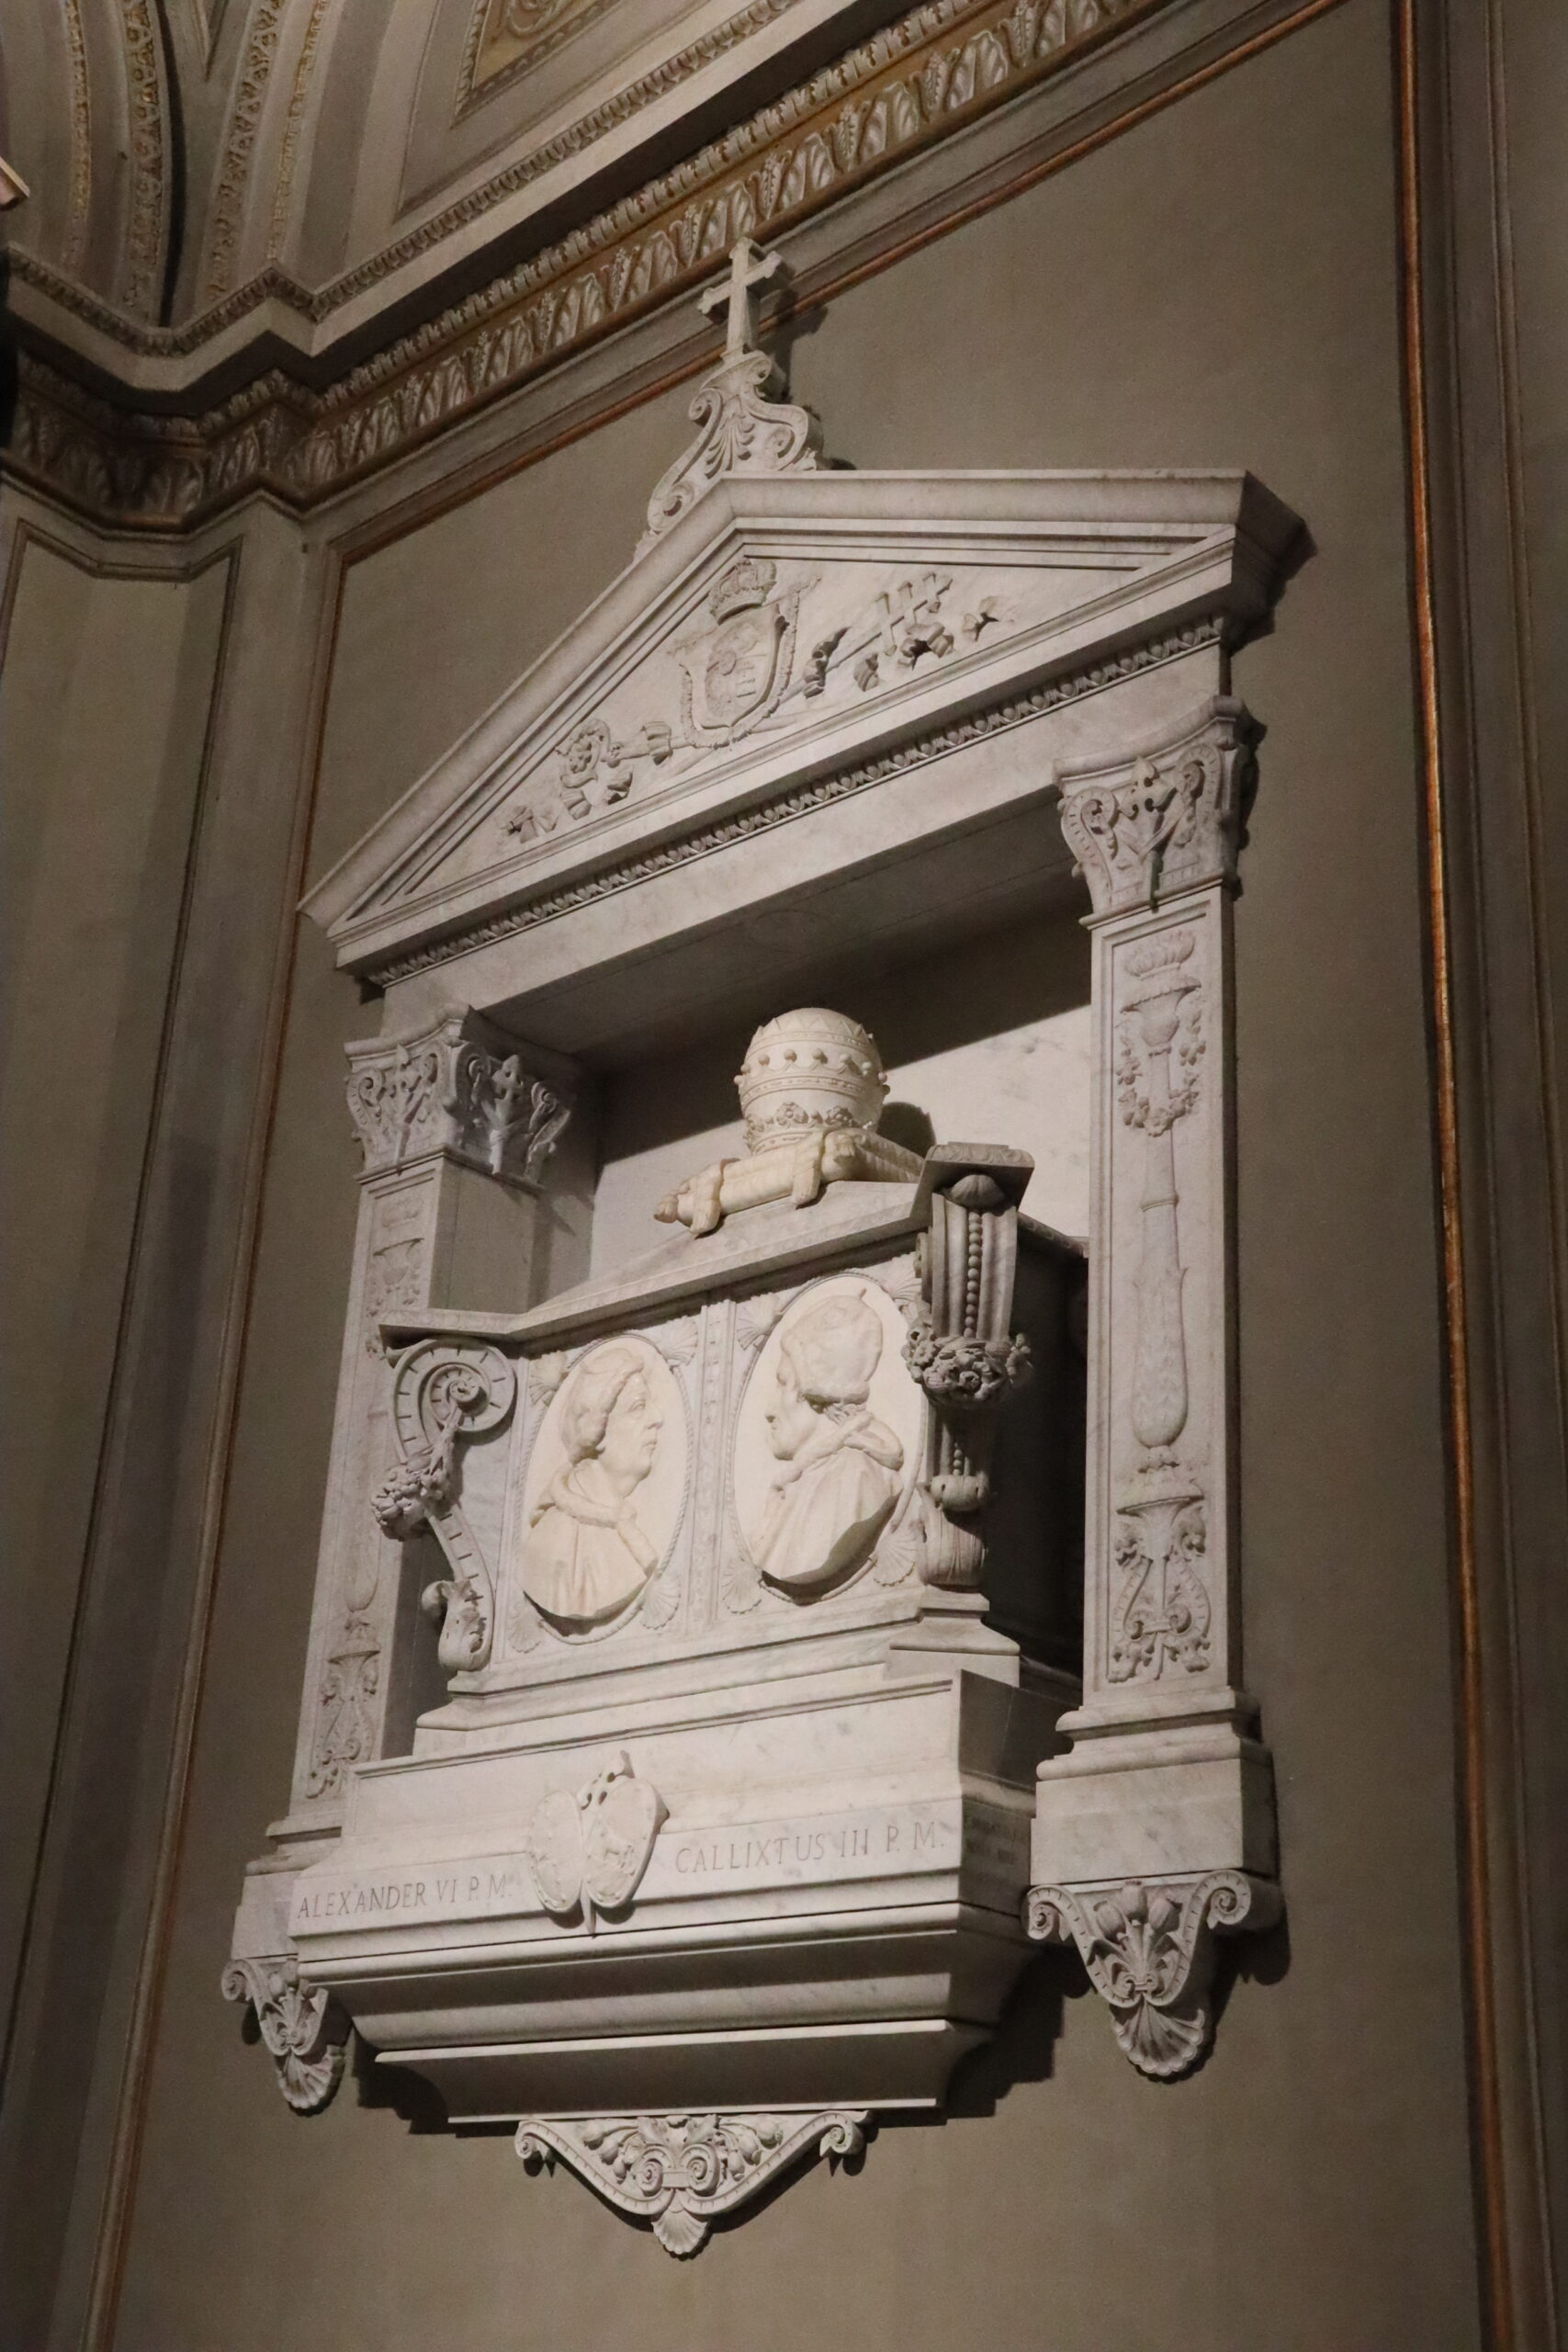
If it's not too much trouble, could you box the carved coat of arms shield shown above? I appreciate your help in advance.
[673,556,815,748]
[581,1766,665,1910]
[523,1753,665,1922]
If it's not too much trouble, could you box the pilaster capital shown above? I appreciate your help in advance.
[1055,695,1258,920]
[344,1007,570,1186]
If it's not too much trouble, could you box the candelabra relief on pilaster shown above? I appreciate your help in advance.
[1031,696,1279,2080]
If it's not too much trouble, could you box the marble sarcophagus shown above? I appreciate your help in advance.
[278,1009,1083,2154]
[227,235,1298,2249]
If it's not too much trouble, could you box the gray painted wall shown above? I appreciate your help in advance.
[108,9,1475,2348]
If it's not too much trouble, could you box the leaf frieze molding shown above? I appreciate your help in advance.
[7,0,1157,531]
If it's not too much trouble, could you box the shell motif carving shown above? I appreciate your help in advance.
[220,1957,347,2115]
[1027,1871,1280,2080]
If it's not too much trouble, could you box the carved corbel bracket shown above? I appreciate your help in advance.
[515,2109,869,2256]
[903,1148,1035,1589]
[1026,1871,1280,2080]
[371,1338,516,1672]
[220,1956,348,2114]
[345,1007,570,1187]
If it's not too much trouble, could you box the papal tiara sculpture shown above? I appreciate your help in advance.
[657,1007,921,1235]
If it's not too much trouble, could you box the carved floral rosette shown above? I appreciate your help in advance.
[516,2109,868,2255]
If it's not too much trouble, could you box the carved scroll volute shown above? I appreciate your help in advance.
[903,1147,1034,1589]
[371,1339,516,1674]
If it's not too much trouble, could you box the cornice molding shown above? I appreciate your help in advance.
[365,617,1229,989]
[6,0,1157,529]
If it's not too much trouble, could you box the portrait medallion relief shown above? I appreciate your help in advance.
[519,1336,687,1631]
[733,1278,923,1595]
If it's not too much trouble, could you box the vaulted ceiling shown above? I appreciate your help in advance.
[0,0,916,356]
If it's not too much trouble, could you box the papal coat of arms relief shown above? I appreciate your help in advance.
[495,555,1005,851]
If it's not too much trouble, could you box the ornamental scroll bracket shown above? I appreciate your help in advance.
[220,1956,349,2115]
[1025,1872,1281,2081]
[1030,695,1280,2080]
[371,1338,516,1673]
[516,2109,869,2256]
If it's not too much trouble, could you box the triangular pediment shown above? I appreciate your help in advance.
[307,466,1298,982]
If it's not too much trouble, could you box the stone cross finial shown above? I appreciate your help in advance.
[639,237,822,551]
[698,238,782,358]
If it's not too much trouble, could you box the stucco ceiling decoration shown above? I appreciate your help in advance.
[8,0,1154,532]
[457,0,629,114]
[118,0,172,315]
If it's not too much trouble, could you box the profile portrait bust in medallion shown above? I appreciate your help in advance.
[522,1345,663,1625]
[755,1289,904,1591]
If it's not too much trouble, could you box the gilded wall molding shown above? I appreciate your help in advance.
[62,0,94,273]
[265,0,331,261]
[8,0,1154,528]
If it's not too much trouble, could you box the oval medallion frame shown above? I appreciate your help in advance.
[514,1332,690,1641]
[732,1275,924,1598]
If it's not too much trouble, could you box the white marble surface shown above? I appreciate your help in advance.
[231,295,1302,2199]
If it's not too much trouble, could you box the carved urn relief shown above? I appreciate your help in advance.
[227,238,1296,2252]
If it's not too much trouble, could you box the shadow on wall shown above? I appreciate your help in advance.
[0,253,17,456]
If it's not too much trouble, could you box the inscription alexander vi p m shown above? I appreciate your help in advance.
[292,1860,530,1930]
